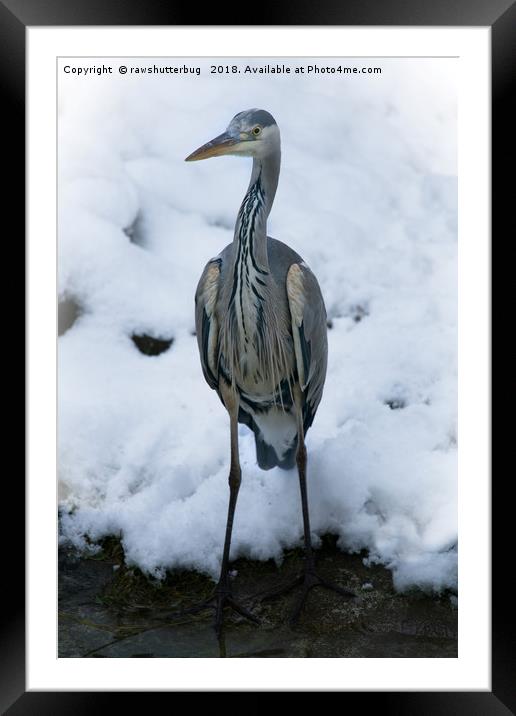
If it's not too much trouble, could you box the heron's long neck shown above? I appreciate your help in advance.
[233,152,280,272]
[224,149,289,390]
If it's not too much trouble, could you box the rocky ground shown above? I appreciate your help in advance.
[58,535,457,658]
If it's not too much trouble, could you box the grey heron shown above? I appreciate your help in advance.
[185,109,355,634]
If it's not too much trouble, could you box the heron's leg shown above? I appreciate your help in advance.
[172,382,259,636]
[295,404,315,573]
[255,385,356,624]
[217,383,243,593]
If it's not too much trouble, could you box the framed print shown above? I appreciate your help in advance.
[10,0,510,709]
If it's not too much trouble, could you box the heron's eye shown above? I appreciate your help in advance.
[252,126,262,136]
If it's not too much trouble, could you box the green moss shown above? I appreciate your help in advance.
[94,545,214,613]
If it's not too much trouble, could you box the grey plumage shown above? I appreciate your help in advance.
[192,111,328,469]
[183,109,352,634]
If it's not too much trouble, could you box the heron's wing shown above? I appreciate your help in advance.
[286,262,328,432]
[194,257,222,390]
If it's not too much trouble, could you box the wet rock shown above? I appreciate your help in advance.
[124,212,145,247]
[58,536,457,658]
[131,333,174,356]
[58,297,81,336]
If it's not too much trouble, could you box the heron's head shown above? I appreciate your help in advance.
[185,109,280,162]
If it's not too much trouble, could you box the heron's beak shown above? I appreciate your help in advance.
[185,132,239,161]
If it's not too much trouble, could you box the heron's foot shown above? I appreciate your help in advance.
[258,567,356,626]
[174,584,260,636]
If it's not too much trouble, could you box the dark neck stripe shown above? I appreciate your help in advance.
[229,175,268,311]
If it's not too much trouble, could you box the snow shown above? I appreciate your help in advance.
[58,58,457,593]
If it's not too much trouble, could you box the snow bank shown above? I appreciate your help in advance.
[58,58,457,592]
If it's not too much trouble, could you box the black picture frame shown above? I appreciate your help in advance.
[9,0,508,710]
